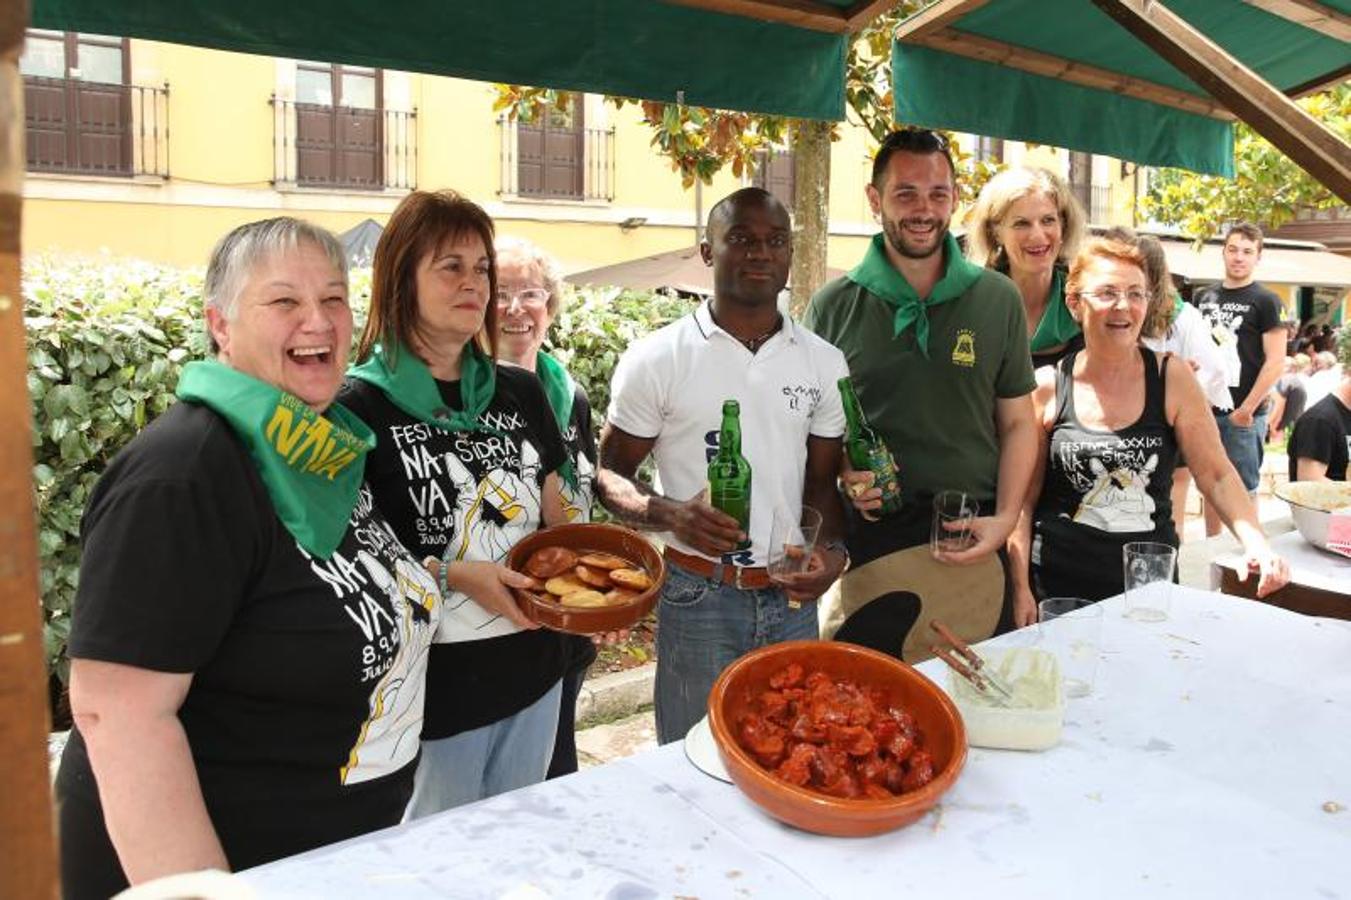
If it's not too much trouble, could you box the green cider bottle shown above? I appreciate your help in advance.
[838,376,902,515]
[708,399,752,551]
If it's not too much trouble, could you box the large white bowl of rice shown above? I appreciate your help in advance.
[1275,481,1351,551]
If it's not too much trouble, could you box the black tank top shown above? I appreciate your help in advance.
[1037,345,1178,600]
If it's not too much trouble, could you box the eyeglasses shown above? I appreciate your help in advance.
[1078,288,1152,306]
[495,287,550,308]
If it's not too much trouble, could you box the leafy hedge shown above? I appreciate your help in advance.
[25,256,693,683]
[547,285,697,420]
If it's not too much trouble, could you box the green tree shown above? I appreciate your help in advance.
[1145,84,1350,241]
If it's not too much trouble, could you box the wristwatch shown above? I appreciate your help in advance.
[822,539,851,573]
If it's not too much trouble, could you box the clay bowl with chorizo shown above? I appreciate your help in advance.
[506,522,665,635]
[707,640,966,837]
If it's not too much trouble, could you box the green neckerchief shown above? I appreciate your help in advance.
[176,360,373,559]
[1029,267,1082,353]
[1171,292,1185,324]
[847,232,984,357]
[347,341,500,436]
[535,350,578,491]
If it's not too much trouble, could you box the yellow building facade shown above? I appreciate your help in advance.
[21,33,1142,276]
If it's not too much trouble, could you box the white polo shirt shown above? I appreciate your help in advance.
[607,301,849,567]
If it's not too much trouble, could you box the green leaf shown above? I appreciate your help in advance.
[59,430,85,463]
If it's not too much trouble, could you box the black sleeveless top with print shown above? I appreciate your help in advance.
[1032,348,1179,602]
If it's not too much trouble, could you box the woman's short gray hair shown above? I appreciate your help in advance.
[495,235,567,320]
[204,217,348,351]
[964,166,1087,271]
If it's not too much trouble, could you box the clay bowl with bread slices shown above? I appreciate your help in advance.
[506,522,665,635]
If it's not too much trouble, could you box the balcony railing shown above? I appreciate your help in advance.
[498,115,614,202]
[24,77,169,178]
[270,97,416,191]
[1090,184,1113,224]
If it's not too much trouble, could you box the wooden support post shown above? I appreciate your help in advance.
[1093,0,1351,204]
[0,4,61,899]
[789,118,832,318]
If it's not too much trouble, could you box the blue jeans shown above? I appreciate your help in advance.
[403,677,563,819]
[654,560,819,745]
[1215,408,1268,492]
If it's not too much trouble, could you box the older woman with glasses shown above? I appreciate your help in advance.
[1007,236,1287,623]
[339,191,571,815]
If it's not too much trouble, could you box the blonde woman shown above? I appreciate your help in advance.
[965,167,1088,368]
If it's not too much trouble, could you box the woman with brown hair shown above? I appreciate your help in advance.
[339,190,570,815]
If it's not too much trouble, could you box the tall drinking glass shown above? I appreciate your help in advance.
[1123,542,1178,622]
[931,490,976,556]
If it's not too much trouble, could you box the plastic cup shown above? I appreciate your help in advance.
[1123,542,1178,622]
[931,490,975,556]
[1038,597,1102,698]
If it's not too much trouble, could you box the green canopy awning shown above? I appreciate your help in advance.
[894,0,1351,177]
[30,0,850,121]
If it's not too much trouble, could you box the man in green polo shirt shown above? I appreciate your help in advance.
[804,127,1040,658]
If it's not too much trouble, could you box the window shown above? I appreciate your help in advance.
[498,95,614,202]
[516,95,585,199]
[974,135,1004,165]
[20,30,145,176]
[293,63,382,188]
[753,149,796,210]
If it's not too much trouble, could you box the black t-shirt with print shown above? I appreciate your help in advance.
[339,364,570,739]
[55,402,441,900]
[1288,393,1351,482]
[1194,281,1283,409]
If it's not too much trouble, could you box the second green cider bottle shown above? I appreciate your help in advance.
[708,399,752,551]
[838,376,902,515]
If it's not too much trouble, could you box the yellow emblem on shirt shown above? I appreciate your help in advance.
[952,329,976,367]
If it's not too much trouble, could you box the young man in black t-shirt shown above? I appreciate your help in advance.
[1288,365,1350,482]
[1195,222,1286,535]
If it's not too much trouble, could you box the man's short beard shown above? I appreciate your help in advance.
[882,215,949,260]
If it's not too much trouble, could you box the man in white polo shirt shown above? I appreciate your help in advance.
[597,187,850,744]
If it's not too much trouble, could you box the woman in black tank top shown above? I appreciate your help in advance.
[1005,235,1288,623]
[1032,347,1178,601]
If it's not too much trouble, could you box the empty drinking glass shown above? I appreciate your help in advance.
[1123,542,1178,622]
[1038,597,1102,698]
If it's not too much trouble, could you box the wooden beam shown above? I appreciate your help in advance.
[904,28,1235,120]
[1094,0,1351,202]
[0,7,61,900]
[663,0,850,32]
[892,0,992,42]
[1242,0,1351,43]
[843,0,904,31]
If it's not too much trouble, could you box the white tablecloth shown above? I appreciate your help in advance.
[1210,529,1351,597]
[241,584,1351,900]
